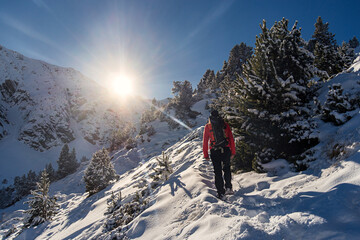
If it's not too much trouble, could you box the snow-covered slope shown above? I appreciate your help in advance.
[2,112,360,239]
[0,45,146,180]
[1,49,360,240]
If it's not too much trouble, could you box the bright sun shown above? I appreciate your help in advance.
[109,73,134,98]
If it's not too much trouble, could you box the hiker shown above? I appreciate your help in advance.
[203,109,236,199]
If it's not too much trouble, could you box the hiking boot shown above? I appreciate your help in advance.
[216,193,224,200]
[225,188,234,195]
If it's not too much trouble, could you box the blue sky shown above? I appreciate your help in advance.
[0,0,359,99]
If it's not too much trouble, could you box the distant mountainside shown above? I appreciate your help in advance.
[0,44,212,182]
[0,45,148,179]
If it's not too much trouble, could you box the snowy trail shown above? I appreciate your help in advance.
[124,126,360,240]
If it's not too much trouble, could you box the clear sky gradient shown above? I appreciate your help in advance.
[0,0,359,99]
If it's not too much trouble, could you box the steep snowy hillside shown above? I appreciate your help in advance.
[1,50,360,240]
[0,45,145,180]
[2,109,360,239]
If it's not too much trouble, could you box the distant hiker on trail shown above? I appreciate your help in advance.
[203,109,236,199]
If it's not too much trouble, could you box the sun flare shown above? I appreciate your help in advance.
[108,73,134,98]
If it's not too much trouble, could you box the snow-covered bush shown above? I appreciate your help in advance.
[103,190,149,237]
[138,124,156,137]
[23,170,58,227]
[321,83,356,125]
[83,148,118,195]
[150,151,173,187]
[106,191,122,215]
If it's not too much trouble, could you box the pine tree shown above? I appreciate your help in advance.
[309,16,342,76]
[171,80,195,118]
[25,170,38,194]
[149,152,173,188]
[56,144,70,179]
[24,170,58,227]
[338,41,356,69]
[14,174,27,197]
[349,36,359,49]
[83,148,118,195]
[219,18,319,171]
[321,83,355,125]
[69,148,79,173]
[45,163,56,182]
[197,69,215,93]
[106,191,122,214]
[154,152,173,181]
[222,42,253,81]
[57,145,79,179]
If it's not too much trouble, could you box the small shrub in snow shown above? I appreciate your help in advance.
[150,152,173,187]
[103,191,149,234]
[81,156,89,162]
[23,170,58,227]
[83,148,118,195]
[327,143,346,160]
[107,191,122,214]
[4,225,17,238]
[321,83,356,125]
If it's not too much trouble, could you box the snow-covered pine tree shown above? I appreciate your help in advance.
[156,151,173,181]
[103,190,149,234]
[171,80,197,119]
[309,16,343,76]
[212,71,223,90]
[106,191,122,214]
[321,83,355,125]
[222,42,253,81]
[197,69,215,93]
[219,18,320,171]
[150,151,173,187]
[83,148,118,195]
[23,170,58,227]
[338,41,356,69]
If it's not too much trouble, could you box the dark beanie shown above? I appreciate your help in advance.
[210,109,219,117]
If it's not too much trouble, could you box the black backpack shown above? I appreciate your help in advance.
[209,115,228,149]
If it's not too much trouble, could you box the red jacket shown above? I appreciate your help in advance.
[203,121,236,159]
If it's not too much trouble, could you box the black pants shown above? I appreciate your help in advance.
[210,147,232,195]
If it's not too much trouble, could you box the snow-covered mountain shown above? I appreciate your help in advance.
[0,45,146,180]
[1,58,360,239]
